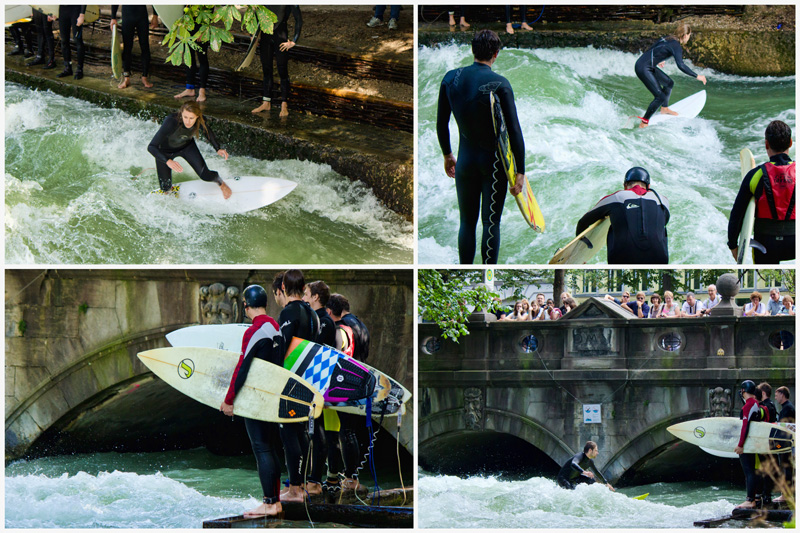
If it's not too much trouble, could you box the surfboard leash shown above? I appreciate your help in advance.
[302,408,316,528]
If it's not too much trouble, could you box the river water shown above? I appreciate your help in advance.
[6,448,409,528]
[5,82,412,264]
[418,471,748,528]
[418,44,795,264]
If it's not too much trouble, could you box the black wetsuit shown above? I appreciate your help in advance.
[778,400,795,422]
[634,38,698,121]
[576,184,670,264]
[437,62,525,264]
[30,8,55,65]
[340,313,370,363]
[184,26,209,90]
[557,452,606,490]
[727,153,795,263]
[315,308,337,348]
[111,5,151,78]
[148,114,223,192]
[505,5,528,24]
[58,5,87,72]
[9,19,34,57]
[277,300,323,487]
[313,307,341,481]
[261,6,302,103]
[778,399,795,486]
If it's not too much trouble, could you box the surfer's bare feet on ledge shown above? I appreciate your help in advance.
[660,106,678,116]
[521,22,533,30]
[341,478,366,491]
[196,88,207,103]
[279,102,289,117]
[506,23,514,34]
[252,101,271,113]
[141,76,153,88]
[280,486,305,502]
[304,482,323,496]
[174,88,195,99]
[735,500,757,509]
[219,182,232,199]
[243,501,282,518]
[118,77,130,89]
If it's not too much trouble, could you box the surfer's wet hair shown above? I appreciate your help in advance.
[308,281,331,306]
[272,271,284,295]
[178,101,210,139]
[757,382,772,399]
[472,29,501,61]
[670,21,691,41]
[327,293,350,316]
[765,120,792,152]
[584,441,597,454]
[282,269,305,297]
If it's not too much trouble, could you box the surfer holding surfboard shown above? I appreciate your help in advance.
[251,6,302,117]
[436,29,527,264]
[147,102,232,199]
[220,285,285,518]
[110,5,155,90]
[634,21,707,128]
[727,120,795,264]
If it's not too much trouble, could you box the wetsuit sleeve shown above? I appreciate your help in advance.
[224,322,284,404]
[436,80,453,156]
[80,6,87,15]
[111,5,118,19]
[147,115,179,163]
[738,398,761,447]
[290,6,302,43]
[278,307,299,348]
[202,122,222,152]
[727,168,760,249]
[670,41,697,78]
[576,194,615,234]
[497,83,526,172]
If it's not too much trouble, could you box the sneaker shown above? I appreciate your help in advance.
[388,18,398,30]
[56,67,73,78]
[366,16,382,27]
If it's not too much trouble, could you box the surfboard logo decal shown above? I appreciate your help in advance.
[694,426,706,439]
[178,359,195,379]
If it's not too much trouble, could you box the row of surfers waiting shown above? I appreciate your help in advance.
[436,27,795,265]
[558,381,795,510]
[220,269,374,518]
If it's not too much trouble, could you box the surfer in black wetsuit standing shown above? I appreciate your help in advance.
[220,285,285,518]
[147,101,232,198]
[272,270,323,502]
[437,29,525,264]
[727,120,795,264]
[557,441,615,491]
[576,167,670,264]
[110,5,155,90]
[252,6,302,117]
[56,5,87,79]
[634,22,707,128]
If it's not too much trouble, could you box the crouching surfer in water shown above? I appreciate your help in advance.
[634,21,707,128]
[147,102,232,199]
[220,285,285,517]
[557,441,615,492]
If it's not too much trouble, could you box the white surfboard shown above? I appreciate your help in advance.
[667,417,795,455]
[737,148,757,264]
[549,217,611,265]
[153,176,297,214]
[6,5,31,23]
[700,446,738,459]
[647,90,707,125]
[137,346,323,423]
[153,5,184,30]
[167,323,410,417]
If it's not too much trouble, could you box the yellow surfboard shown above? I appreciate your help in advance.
[549,217,611,264]
[490,91,545,232]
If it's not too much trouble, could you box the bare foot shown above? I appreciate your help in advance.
[252,101,271,113]
[219,182,232,199]
[638,121,649,129]
[243,501,282,518]
[279,102,288,117]
[174,88,195,99]
[341,478,366,491]
[735,500,757,509]
[196,88,207,103]
[521,22,533,30]
[280,486,305,502]
[141,76,153,88]
[660,106,678,116]
[460,18,470,29]
[305,482,323,496]
[506,23,514,34]
[117,76,130,89]
[448,14,455,26]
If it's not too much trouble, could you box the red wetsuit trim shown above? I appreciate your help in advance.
[224,315,280,405]
[739,397,762,448]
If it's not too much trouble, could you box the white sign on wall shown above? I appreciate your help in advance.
[583,404,601,424]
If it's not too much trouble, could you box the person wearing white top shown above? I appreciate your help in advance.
[743,291,768,316]
[702,284,721,316]
[535,293,550,321]
[648,293,663,318]
[659,291,680,317]
[779,295,795,316]
[681,292,704,318]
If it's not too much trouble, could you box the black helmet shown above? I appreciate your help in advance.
[243,284,267,308]
[740,380,757,395]
[624,167,651,187]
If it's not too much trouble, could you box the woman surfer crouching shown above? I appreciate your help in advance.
[634,21,707,128]
[148,102,232,198]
